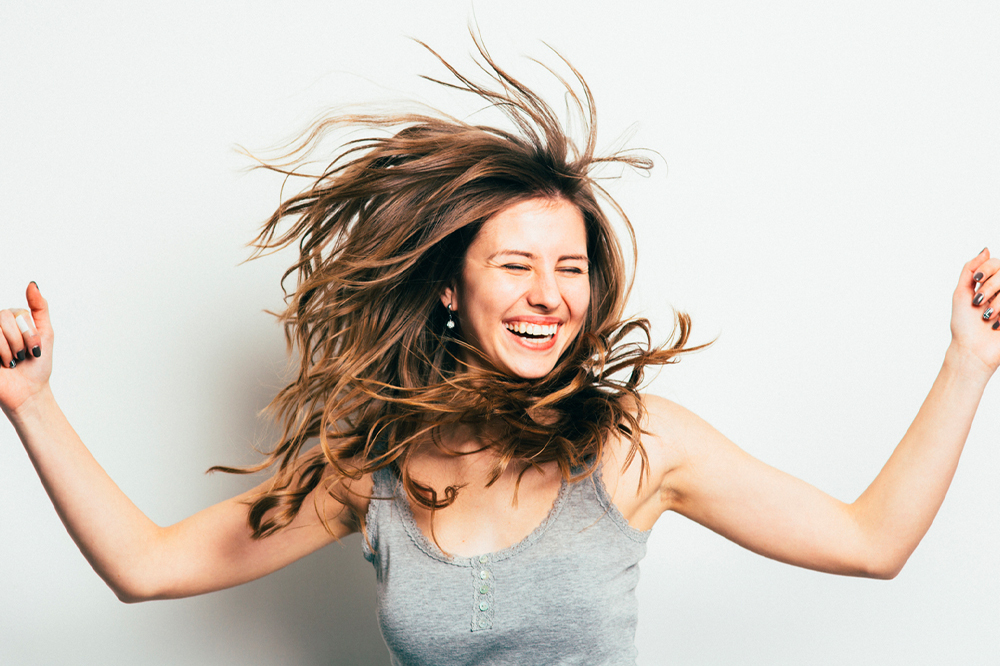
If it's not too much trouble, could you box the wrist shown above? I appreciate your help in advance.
[943,342,995,387]
[6,383,57,429]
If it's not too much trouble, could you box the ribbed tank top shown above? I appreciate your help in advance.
[362,465,650,665]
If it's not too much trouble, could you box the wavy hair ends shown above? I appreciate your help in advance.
[211,35,706,541]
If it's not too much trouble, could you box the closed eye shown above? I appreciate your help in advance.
[558,267,587,275]
[502,264,530,271]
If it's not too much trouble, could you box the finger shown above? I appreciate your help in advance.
[966,246,991,273]
[11,308,42,359]
[0,319,11,369]
[975,270,1000,305]
[25,282,50,337]
[972,258,1000,307]
[960,248,991,295]
[0,310,25,367]
[971,255,998,283]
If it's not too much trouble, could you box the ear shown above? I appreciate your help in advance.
[441,283,458,311]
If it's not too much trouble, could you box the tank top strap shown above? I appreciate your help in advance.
[361,465,397,563]
[591,464,651,543]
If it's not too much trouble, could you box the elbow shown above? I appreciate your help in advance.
[863,562,903,580]
[113,580,176,603]
[114,588,148,604]
[110,580,156,604]
[857,549,909,580]
[104,569,163,604]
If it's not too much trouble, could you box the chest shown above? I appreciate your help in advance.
[397,432,665,554]
[406,465,564,557]
[363,469,649,666]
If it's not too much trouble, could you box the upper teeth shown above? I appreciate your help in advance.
[505,322,558,336]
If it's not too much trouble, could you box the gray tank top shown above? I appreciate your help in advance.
[362,464,650,665]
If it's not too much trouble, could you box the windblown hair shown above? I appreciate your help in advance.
[213,37,704,540]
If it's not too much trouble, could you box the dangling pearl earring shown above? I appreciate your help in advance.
[446,303,456,330]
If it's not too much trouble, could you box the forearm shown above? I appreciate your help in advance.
[851,343,993,577]
[9,384,162,601]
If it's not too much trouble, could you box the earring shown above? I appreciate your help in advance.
[446,303,456,330]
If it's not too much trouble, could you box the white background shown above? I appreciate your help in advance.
[2,1,998,664]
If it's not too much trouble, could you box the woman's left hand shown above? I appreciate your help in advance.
[951,248,1000,375]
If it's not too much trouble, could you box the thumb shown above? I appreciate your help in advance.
[25,282,51,334]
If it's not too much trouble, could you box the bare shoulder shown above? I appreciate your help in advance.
[640,393,716,458]
[598,393,703,528]
[638,393,736,477]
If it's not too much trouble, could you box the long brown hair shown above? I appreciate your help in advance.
[213,35,704,539]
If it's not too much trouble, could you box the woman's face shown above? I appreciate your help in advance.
[443,197,591,379]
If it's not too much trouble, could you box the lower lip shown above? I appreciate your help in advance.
[505,326,558,351]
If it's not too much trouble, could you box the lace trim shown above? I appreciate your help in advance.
[592,465,651,543]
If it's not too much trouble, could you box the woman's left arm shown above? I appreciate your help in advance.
[653,248,999,578]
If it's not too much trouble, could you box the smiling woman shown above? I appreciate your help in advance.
[1,20,999,666]
[214,40,700,550]
[443,198,591,379]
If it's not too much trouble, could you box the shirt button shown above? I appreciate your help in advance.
[478,555,488,564]
[479,570,489,580]
[479,585,489,594]
[478,619,488,628]
[479,601,490,611]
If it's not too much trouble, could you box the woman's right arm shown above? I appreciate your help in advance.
[2,283,354,603]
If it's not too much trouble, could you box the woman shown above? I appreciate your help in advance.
[1,42,997,665]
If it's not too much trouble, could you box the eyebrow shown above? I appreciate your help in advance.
[488,250,590,263]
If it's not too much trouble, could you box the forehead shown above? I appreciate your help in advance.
[468,197,588,257]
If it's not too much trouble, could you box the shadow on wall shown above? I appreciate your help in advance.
[204,534,389,666]
[193,322,390,666]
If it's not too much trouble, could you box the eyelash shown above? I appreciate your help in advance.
[501,264,586,275]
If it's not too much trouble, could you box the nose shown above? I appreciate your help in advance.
[526,270,561,311]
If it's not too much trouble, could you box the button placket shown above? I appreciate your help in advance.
[470,555,495,632]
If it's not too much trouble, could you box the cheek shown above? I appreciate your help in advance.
[462,284,513,335]
[568,283,591,321]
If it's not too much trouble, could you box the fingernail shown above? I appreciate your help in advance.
[32,346,41,358]
[8,360,15,369]
[974,272,984,282]
[973,293,984,306]
[15,349,25,362]
[994,320,1000,330]
[984,307,995,320]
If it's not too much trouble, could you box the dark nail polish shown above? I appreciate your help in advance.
[974,272,984,282]
[973,293,984,306]
[32,346,41,358]
[15,349,25,362]
[985,308,995,320]
[8,360,15,369]
[994,320,1000,330]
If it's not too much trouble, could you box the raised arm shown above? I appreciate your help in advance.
[648,249,998,578]
[1,283,355,602]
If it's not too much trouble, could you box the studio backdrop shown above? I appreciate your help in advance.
[2,2,997,664]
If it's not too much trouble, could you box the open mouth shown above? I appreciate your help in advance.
[504,321,558,341]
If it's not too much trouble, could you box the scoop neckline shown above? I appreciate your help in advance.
[388,465,570,567]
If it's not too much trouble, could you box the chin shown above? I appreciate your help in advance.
[511,368,552,380]
[500,357,560,380]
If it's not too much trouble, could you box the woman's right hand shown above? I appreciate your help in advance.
[1,283,353,602]
[0,282,52,417]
